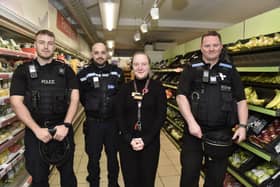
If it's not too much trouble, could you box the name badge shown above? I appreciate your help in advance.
[132,92,143,100]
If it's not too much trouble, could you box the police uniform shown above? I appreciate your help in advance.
[177,54,245,187]
[10,59,78,187]
[77,60,124,187]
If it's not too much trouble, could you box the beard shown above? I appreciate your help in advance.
[37,51,54,60]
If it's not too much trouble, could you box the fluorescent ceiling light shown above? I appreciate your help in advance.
[140,23,148,33]
[150,7,159,20]
[108,50,114,57]
[106,40,115,49]
[99,0,120,31]
[134,31,141,42]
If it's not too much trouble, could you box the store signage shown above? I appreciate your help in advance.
[56,11,77,40]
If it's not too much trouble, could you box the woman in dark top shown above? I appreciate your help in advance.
[116,52,167,187]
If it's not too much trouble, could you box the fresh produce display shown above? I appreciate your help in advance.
[248,119,280,149]
[228,149,254,169]
[0,37,20,51]
[165,88,173,99]
[265,89,280,109]
[223,173,244,187]
[227,33,280,52]
[244,162,279,185]
[244,87,267,106]
[241,73,280,84]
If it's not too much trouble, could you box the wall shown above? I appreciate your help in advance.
[0,0,91,58]
[163,7,280,59]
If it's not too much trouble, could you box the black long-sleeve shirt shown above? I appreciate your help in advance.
[115,78,167,146]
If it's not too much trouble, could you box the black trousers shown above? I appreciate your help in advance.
[180,132,228,187]
[119,138,160,187]
[24,127,77,187]
[84,118,119,187]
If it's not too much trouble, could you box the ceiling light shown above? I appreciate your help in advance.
[134,31,141,42]
[140,22,148,33]
[106,40,115,49]
[99,0,120,31]
[108,50,114,57]
[150,6,159,20]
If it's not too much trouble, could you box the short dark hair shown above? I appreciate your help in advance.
[201,31,222,44]
[132,51,151,64]
[35,29,55,39]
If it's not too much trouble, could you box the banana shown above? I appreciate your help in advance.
[251,99,266,106]
[265,89,280,109]
[244,87,253,98]
[276,101,280,109]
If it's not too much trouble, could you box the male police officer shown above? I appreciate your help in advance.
[177,31,248,187]
[77,42,124,187]
[10,29,79,187]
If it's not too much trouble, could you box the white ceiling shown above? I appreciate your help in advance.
[57,0,280,55]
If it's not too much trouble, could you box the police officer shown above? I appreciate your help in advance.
[77,42,124,187]
[10,29,79,187]
[176,31,248,187]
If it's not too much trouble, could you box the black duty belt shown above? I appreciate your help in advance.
[86,116,112,122]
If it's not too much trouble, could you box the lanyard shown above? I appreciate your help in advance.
[133,79,150,131]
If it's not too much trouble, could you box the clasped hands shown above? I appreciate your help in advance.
[130,138,144,151]
[36,124,69,143]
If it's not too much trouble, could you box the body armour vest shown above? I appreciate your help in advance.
[82,64,120,119]
[24,61,70,120]
[189,59,237,128]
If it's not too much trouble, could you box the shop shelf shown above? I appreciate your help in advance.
[237,66,280,72]
[248,104,280,117]
[0,130,24,153]
[0,48,35,59]
[162,128,181,151]
[238,142,272,162]
[152,68,183,73]
[166,116,184,132]
[3,168,31,187]
[0,72,13,80]
[167,102,179,111]
[0,96,10,105]
[0,113,18,129]
[227,167,253,187]
[162,83,178,90]
[0,148,24,179]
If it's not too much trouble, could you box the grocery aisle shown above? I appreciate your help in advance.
[49,124,203,187]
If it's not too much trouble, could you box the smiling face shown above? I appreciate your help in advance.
[34,34,55,60]
[92,43,108,65]
[201,35,223,64]
[132,53,151,80]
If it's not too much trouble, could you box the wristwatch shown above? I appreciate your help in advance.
[64,122,72,128]
[237,124,247,128]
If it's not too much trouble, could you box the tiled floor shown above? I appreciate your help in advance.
[49,124,204,187]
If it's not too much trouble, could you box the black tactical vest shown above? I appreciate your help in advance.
[83,64,120,119]
[24,61,70,120]
[189,60,237,128]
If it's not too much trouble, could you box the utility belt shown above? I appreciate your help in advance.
[201,129,235,159]
[86,115,113,122]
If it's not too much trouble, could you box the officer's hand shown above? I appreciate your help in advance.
[188,122,202,139]
[232,127,246,143]
[35,128,52,143]
[53,125,69,141]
